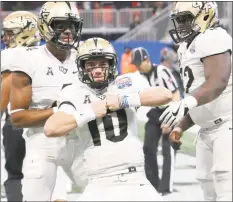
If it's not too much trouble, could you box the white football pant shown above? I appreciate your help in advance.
[196,120,232,201]
[22,131,87,201]
[51,166,71,201]
[78,171,163,201]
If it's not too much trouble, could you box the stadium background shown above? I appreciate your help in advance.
[1,2,232,74]
[1,1,232,200]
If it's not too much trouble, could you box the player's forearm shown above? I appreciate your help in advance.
[10,108,54,128]
[191,77,228,106]
[44,112,77,137]
[139,87,172,107]
[172,90,180,101]
[176,113,194,132]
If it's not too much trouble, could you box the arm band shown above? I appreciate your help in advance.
[119,93,141,109]
[72,105,96,128]
[184,96,198,109]
[9,109,25,115]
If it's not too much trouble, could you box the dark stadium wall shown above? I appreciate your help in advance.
[1,40,172,75]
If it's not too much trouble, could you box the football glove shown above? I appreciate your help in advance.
[159,96,198,128]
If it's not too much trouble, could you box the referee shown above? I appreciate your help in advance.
[131,47,180,195]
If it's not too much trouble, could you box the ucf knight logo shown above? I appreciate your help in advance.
[39,6,50,24]
[97,94,106,100]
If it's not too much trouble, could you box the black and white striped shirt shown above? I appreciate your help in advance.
[143,64,178,92]
[142,64,178,109]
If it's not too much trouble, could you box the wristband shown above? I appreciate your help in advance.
[119,93,141,109]
[73,105,96,128]
[184,96,198,110]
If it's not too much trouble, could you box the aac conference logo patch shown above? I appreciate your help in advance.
[116,77,132,89]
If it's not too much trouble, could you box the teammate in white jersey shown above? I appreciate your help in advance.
[9,2,86,201]
[159,2,232,201]
[44,37,173,201]
[1,11,74,202]
[1,11,41,201]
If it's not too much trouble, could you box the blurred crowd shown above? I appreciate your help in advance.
[1,1,169,11]
[1,1,170,31]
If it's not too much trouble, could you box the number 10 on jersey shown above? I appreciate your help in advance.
[88,109,128,146]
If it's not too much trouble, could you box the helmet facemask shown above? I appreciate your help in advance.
[169,11,202,44]
[41,14,83,50]
[2,29,16,48]
[77,53,117,90]
[2,27,26,48]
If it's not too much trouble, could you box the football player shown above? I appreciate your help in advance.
[1,11,41,201]
[44,37,173,201]
[1,9,72,202]
[9,2,86,201]
[159,2,232,201]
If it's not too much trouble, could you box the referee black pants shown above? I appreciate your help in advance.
[2,120,25,201]
[143,108,176,193]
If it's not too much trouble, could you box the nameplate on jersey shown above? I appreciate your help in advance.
[59,66,68,74]
[214,118,222,125]
[128,166,137,173]
[116,77,132,89]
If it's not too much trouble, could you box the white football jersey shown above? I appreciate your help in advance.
[1,47,30,121]
[11,45,79,133]
[58,72,150,178]
[178,27,232,128]
[1,47,28,73]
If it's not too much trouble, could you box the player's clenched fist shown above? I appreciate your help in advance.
[169,127,183,147]
[106,93,120,111]
[91,100,107,118]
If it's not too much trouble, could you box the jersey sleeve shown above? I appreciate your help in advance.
[10,49,35,79]
[158,66,178,92]
[198,28,232,60]
[57,84,77,115]
[1,49,16,73]
[131,71,151,93]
